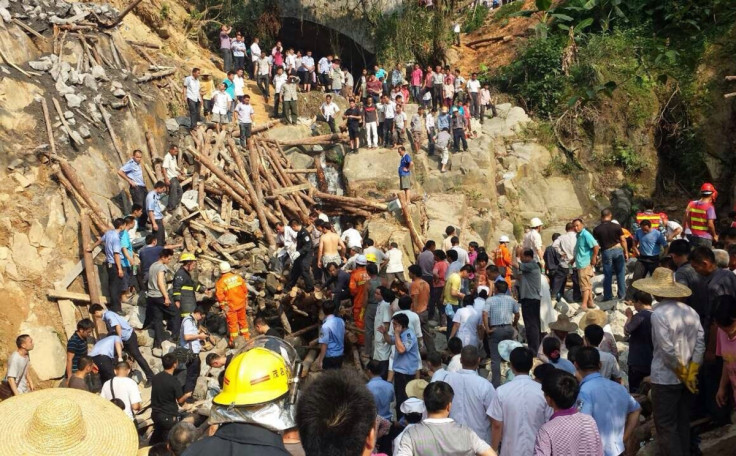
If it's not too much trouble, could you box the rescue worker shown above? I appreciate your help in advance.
[172,253,211,319]
[216,262,250,347]
[635,199,666,231]
[286,219,315,293]
[349,254,370,345]
[183,336,299,456]
[684,183,719,248]
[493,235,512,289]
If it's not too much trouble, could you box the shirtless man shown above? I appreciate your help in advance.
[318,222,345,269]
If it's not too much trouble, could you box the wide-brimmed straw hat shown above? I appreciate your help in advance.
[406,379,428,399]
[632,267,692,299]
[548,314,578,333]
[579,309,608,331]
[498,340,523,362]
[0,388,138,456]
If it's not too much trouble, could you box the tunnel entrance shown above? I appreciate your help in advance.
[277,18,376,78]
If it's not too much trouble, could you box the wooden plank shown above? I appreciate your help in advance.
[81,212,103,306]
[283,169,318,174]
[47,289,109,304]
[54,246,102,290]
[270,182,311,197]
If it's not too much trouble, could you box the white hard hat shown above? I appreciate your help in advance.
[499,235,510,243]
[219,262,231,274]
[529,217,543,228]
[356,255,367,266]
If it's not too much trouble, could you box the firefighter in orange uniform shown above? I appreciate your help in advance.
[349,255,370,345]
[494,235,513,289]
[216,262,250,347]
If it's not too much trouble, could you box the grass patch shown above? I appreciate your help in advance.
[492,1,523,22]
[463,6,490,33]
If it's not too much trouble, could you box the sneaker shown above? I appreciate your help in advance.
[144,379,152,388]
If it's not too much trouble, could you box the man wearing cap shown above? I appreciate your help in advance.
[350,254,371,345]
[538,314,577,363]
[173,253,211,318]
[281,75,299,124]
[684,183,719,248]
[493,235,513,289]
[287,219,315,293]
[523,218,545,265]
[446,345,497,445]
[519,248,543,353]
[572,218,600,310]
[634,267,704,456]
[216,261,250,347]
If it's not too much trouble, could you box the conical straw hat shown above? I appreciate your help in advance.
[0,388,139,455]
[632,267,692,299]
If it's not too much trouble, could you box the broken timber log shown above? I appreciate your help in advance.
[398,191,424,254]
[269,133,349,147]
[81,211,103,306]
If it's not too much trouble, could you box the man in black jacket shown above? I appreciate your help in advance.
[287,219,314,293]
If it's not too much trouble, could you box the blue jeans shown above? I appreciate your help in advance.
[602,247,626,300]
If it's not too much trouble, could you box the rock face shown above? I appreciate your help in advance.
[21,324,67,380]
[342,147,398,197]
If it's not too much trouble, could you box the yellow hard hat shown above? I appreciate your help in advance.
[365,253,377,263]
[179,252,197,262]
[214,347,290,406]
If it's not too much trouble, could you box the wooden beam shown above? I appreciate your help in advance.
[270,182,312,196]
[81,212,103,306]
[54,246,102,290]
[47,289,109,304]
[283,169,318,174]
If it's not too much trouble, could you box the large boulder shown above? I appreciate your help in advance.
[22,324,67,380]
[342,147,398,198]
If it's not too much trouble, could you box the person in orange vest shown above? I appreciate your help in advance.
[493,235,513,290]
[683,183,718,248]
[635,199,666,231]
[215,261,250,347]
[349,254,370,345]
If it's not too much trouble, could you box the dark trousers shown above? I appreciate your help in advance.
[602,247,626,300]
[283,100,297,124]
[221,49,232,73]
[257,74,270,98]
[106,263,123,313]
[432,84,443,110]
[418,310,436,355]
[383,118,394,146]
[288,253,314,292]
[480,102,497,122]
[469,92,480,118]
[323,356,344,370]
[520,298,541,353]
[364,303,378,357]
[628,365,650,394]
[150,412,180,445]
[187,99,200,131]
[550,266,568,301]
[166,177,182,212]
[571,269,582,301]
[149,296,181,348]
[687,234,712,249]
[153,218,165,246]
[184,355,201,394]
[394,372,413,420]
[427,126,436,155]
[488,324,515,388]
[627,257,658,299]
[124,332,154,380]
[130,185,148,228]
[429,286,444,321]
[93,355,115,385]
[326,117,336,133]
[233,55,245,71]
[273,95,281,118]
[652,383,693,456]
[453,128,468,151]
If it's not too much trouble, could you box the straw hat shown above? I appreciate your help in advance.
[498,340,523,362]
[0,388,138,456]
[632,267,692,298]
[405,379,428,399]
[579,309,608,331]
[548,314,578,333]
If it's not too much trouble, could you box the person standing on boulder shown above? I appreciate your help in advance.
[320,94,340,134]
[398,145,412,201]
[593,208,628,302]
[183,68,202,132]
[118,149,147,229]
[219,25,233,73]
[146,181,167,246]
[344,98,363,153]
[281,75,299,125]
[571,218,599,311]
[90,218,126,313]
[163,145,183,213]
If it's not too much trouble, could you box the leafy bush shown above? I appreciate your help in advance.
[463,6,490,33]
[493,1,524,22]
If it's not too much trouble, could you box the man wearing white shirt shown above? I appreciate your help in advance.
[445,345,496,444]
[233,68,245,98]
[318,54,332,90]
[162,145,182,212]
[320,94,340,133]
[488,346,550,456]
[231,33,246,71]
[340,222,363,250]
[210,82,232,133]
[300,50,315,92]
[451,236,469,265]
[272,66,288,118]
[100,361,142,420]
[234,95,255,147]
[382,94,396,147]
[249,37,261,78]
[373,287,394,378]
[183,67,202,132]
[256,53,271,102]
[467,72,481,119]
[180,307,208,395]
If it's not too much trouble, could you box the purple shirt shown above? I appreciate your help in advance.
[219,31,231,50]
[534,409,603,456]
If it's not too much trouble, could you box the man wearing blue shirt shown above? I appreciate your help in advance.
[147,181,167,246]
[317,300,345,370]
[90,304,155,386]
[366,360,395,422]
[397,146,412,202]
[91,218,126,313]
[89,334,124,385]
[379,312,420,420]
[117,150,147,229]
[575,347,641,456]
[632,219,668,282]
[572,218,600,310]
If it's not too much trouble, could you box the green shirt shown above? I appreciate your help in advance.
[574,229,599,268]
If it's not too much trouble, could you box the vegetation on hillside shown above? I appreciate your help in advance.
[486,0,736,193]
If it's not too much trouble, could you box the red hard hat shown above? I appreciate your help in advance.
[700,183,716,194]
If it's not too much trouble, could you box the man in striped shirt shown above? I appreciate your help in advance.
[534,370,603,456]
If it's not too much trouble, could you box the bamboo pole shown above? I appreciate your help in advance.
[40,98,58,157]
[398,192,423,254]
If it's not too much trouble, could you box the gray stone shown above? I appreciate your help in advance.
[21,324,67,380]
[608,310,628,341]
[217,233,238,247]
[83,73,98,90]
[90,65,107,80]
[78,124,91,139]
[55,79,75,95]
[165,117,179,133]
[64,93,82,108]
[112,88,126,98]
[63,110,74,119]
[28,59,53,72]
[7,158,23,170]
[0,7,10,23]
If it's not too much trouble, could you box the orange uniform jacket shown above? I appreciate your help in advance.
[216,272,248,310]
[494,244,513,287]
